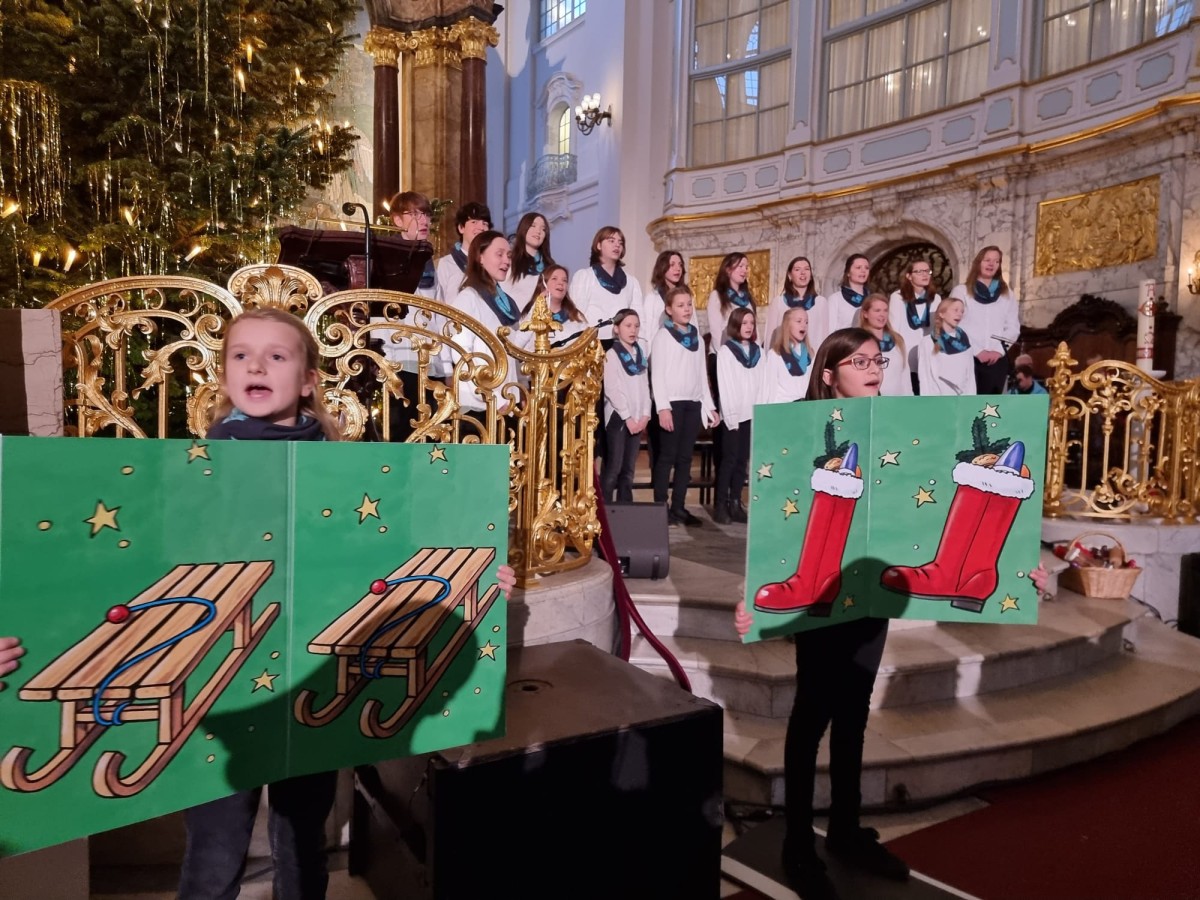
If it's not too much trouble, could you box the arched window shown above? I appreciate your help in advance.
[557,107,571,156]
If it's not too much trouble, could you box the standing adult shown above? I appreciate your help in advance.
[569,226,643,346]
[856,293,911,396]
[765,255,819,350]
[505,212,554,311]
[888,259,939,395]
[643,249,686,354]
[819,254,871,349]
[948,246,1020,394]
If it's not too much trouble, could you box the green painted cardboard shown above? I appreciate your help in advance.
[743,395,1048,642]
[0,437,509,856]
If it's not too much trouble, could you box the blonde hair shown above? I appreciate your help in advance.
[854,292,905,356]
[931,298,964,355]
[770,306,813,359]
[213,308,342,440]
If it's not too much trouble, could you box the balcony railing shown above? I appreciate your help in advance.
[526,153,577,199]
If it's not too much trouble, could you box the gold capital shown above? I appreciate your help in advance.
[449,17,499,61]
[364,28,402,67]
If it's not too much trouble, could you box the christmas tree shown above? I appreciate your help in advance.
[0,0,360,306]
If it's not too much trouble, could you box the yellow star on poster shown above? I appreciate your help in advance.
[756,462,774,481]
[830,408,844,421]
[913,486,936,507]
[843,596,856,609]
[186,440,210,462]
[782,498,800,519]
[478,640,499,660]
[879,449,901,467]
[356,494,381,523]
[85,500,121,537]
[1000,595,1020,612]
[981,402,1001,418]
[429,446,447,463]
[251,670,279,692]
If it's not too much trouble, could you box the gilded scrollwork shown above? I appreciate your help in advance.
[1034,175,1159,277]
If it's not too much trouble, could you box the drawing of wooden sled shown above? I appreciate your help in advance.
[1,562,278,798]
[294,547,499,739]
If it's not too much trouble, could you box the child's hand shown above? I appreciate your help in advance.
[497,565,517,600]
[1029,563,1049,594]
[659,409,674,432]
[0,637,25,692]
[709,411,721,428]
[733,601,753,637]
[626,417,643,435]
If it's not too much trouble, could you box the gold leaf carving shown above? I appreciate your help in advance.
[1034,175,1159,276]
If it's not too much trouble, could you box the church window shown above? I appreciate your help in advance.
[541,0,586,41]
[1039,0,1193,77]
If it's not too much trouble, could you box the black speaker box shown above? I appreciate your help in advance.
[350,640,723,900]
[605,501,670,579]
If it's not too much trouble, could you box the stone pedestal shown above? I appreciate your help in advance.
[0,309,63,436]
[507,556,618,652]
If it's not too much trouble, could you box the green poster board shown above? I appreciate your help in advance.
[0,438,509,856]
[743,395,1048,642]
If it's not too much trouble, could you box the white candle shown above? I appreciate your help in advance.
[1136,279,1156,372]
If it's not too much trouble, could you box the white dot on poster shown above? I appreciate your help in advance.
[875,479,881,485]
[780,559,787,565]
[929,479,936,485]
[1016,570,1025,578]
[37,520,51,531]
[381,465,391,473]
[270,651,280,660]
[781,448,789,455]
[793,489,800,495]
[487,523,495,531]
[474,687,481,695]
[322,509,332,517]
[912,439,920,445]
[752,495,759,501]
[442,709,450,717]
[492,625,501,633]
[118,540,130,549]
[247,725,255,733]
[203,468,213,476]
[913,544,920,550]
[121,466,134,475]
[441,468,449,475]
[378,526,388,534]
[263,532,272,541]
[206,754,216,763]
[205,733,214,741]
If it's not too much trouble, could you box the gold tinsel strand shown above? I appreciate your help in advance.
[0,80,66,222]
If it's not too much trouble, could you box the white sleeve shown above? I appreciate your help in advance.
[627,276,645,324]
[569,270,593,324]
[917,341,942,396]
[716,346,740,430]
[699,348,718,423]
[1000,292,1022,343]
[604,351,634,423]
[650,331,670,405]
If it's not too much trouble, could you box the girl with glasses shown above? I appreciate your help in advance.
[888,259,940,394]
[765,256,819,351]
[856,293,910,396]
[506,212,555,310]
[948,246,1020,395]
[918,297,976,396]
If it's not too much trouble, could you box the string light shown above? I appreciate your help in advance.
[63,248,78,272]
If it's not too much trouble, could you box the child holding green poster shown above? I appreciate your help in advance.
[0,637,23,690]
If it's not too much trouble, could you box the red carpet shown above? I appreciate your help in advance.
[886,714,1200,899]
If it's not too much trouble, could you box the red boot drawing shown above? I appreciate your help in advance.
[881,440,1034,612]
[754,441,862,617]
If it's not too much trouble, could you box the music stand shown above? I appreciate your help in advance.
[277,226,434,294]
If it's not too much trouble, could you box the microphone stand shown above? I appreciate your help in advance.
[551,318,613,348]
[342,201,372,289]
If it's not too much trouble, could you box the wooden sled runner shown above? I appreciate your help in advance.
[295,547,499,739]
[1,562,278,798]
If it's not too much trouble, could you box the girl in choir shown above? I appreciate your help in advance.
[765,255,818,349]
[569,226,644,345]
[650,286,720,526]
[713,307,767,524]
[764,306,814,403]
[735,328,911,899]
[948,245,1020,395]
[918,296,975,396]
[856,292,911,396]
[520,263,586,345]
[506,212,554,310]
[642,249,686,353]
[601,308,652,503]
[820,253,871,347]
[706,252,755,354]
[888,258,939,394]
[450,231,533,415]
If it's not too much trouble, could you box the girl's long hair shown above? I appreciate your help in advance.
[213,308,342,441]
[522,263,585,322]
[510,212,553,278]
[855,292,905,356]
[899,258,932,305]
[931,297,964,355]
[964,245,1009,295]
[461,230,507,296]
[714,252,752,315]
[770,306,813,359]
[840,253,870,289]
[588,225,626,267]
[783,255,818,304]
[650,250,685,296]
[806,328,879,400]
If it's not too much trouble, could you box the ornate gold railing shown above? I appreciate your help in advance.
[44,264,604,584]
[1043,342,1200,522]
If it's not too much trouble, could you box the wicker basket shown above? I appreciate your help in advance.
[1058,530,1141,599]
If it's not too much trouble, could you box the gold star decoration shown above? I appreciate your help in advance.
[1000,595,1020,612]
[186,440,210,463]
[879,449,901,467]
[830,408,844,421]
[85,500,121,537]
[981,402,1001,418]
[782,498,800,519]
[913,486,936,507]
[843,596,856,609]
[251,670,279,692]
[478,640,499,660]
[756,462,774,481]
[355,494,381,523]
[429,446,447,463]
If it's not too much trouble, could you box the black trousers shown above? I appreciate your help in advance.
[715,419,751,508]
[784,617,889,851]
[651,400,702,514]
[602,411,641,502]
[974,355,1010,394]
[178,769,338,900]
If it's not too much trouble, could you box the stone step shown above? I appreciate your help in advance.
[722,613,1200,809]
[629,594,1142,715]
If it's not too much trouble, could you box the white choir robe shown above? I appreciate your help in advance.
[917,337,976,396]
[763,348,811,403]
[716,341,769,429]
[570,267,644,342]
[448,287,534,411]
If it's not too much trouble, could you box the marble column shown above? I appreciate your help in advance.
[365,30,401,219]
[452,17,497,209]
[408,26,463,249]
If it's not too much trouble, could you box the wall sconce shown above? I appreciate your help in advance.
[1188,251,1200,294]
[574,93,612,135]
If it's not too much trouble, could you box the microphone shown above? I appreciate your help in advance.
[342,201,358,216]
[550,319,613,349]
